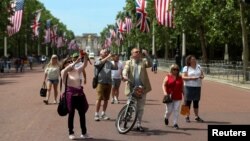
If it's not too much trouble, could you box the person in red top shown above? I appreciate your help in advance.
[162,64,184,129]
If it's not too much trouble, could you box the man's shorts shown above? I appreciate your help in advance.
[96,83,112,100]
[112,78,121,88]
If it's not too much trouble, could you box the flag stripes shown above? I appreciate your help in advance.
[7,0,25,36]
[155,0,174,28]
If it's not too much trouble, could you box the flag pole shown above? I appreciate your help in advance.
[4,36,8,57]
[152,20,155,55]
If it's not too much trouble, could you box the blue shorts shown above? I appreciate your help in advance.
[48,79,59,84]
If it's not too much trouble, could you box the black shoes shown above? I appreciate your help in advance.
[195,117,204,122]
[173,124,179,129]
[164,118,169,125]
[185,117,190,123]
[136,126,144,132]
[43,100,48,105]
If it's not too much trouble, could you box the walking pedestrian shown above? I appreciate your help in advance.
[182,55,205,122]
[152,55,158,73]
[111,54,123,104]
[60,53,91,140]
[122,48,152,132]
[162,64,183,129]
[94,49,117,121]
[43,54,60,104]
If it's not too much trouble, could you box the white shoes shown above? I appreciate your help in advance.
[68,134,75,140]
[101,114,110,120]
[69,133,92,139]
[80,133,92,139]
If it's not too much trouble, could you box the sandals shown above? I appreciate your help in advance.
[43,100,48,105]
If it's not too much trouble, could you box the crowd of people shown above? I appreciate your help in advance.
[40,48,205,140]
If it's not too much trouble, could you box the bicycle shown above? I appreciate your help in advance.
[115,80,144,134]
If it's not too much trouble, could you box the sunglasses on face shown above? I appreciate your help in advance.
[67,60,73,63]
[134,51,140,53]
[173,68,179,71]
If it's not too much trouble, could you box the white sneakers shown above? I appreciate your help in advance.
[68,134,75,140]
[69,134,92,140]
[94,113,110,121]
[80,133,92,139]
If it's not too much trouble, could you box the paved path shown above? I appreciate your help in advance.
[0,63,249,141]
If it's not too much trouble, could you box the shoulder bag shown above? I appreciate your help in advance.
[40,81,47,97]
[57,75,68,116]
[92,63,105,89]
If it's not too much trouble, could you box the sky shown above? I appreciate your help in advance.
[40,0,126,36]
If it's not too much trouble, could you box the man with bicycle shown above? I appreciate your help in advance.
[122,48,152,132]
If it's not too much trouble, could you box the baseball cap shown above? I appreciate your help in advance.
[71,53,79,58]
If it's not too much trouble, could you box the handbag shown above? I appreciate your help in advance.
[180,104,190,116]
[40,82,47,97]
[162,94,172,104]
[92,63,105,89]
[57,75,68,116]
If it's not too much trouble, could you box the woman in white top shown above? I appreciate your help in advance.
[182,55,204,123]
[43,54,60,104]
[60,53,91,140]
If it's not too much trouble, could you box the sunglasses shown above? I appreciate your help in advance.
[173,68,179,71]
[67,60,73,63]
[134,51,140,53]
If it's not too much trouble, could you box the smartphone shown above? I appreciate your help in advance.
[80,50,85,58]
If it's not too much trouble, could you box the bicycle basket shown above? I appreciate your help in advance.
[133,86,144,98]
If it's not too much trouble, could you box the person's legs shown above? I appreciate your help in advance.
[68,100,75,135]
[101,84,111,120]
[173,100,181,126]
[44,81,52,104]
[53,82,58,103]
[185,100,192,122]
[164,102,173,125]
[75,96,87,135]
[136,94,146,127]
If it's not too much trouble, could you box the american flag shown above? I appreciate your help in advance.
[136,0,150,33]
[125,16,132,34]
[31,9,42,36]
[155,0,174,28]
[7,0,25,36]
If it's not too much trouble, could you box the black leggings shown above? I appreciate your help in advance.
[68,96,87,135]
[185,100,199,109]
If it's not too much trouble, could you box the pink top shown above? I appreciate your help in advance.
[61,63,84,89]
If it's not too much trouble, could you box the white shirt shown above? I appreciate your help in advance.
[74,62,84,80]
[182,64,202,87]
[111,60,123,79]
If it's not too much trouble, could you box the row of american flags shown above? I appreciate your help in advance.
[6,0,174,49]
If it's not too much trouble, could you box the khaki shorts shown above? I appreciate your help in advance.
[96,83,112,100]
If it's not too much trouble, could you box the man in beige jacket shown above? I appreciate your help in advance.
[122,47,152,132]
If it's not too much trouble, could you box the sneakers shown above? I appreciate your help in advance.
[94,115,100,121]
[195,117,204,122]
[101,114,110,120]
[80,133,92,139]
[111,99,114,104]
[173,124,179,129]
[164,118,169,125]
[136,126,145,132]
[68,134,75,140]
[185,116,190,123]
[114,99,119,104]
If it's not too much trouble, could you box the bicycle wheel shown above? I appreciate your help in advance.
[115,104,138,134]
